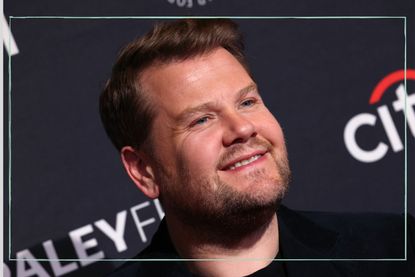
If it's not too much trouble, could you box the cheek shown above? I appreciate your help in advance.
[179,130,222,172]
[257,113,285,145]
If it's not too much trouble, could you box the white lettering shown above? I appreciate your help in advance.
[95,211,128,253]
[69,225,104,267]
[130,202,156,243]
[176,0,191,7]
[43,240,78,276]
[16,249,50,277]
[344,113,388,162]
[377,105,403,152]
[153,199,165,220]
[168,0,211,7]
[1,14,19,56]
[3,263,11,277]
[393,84,415,138]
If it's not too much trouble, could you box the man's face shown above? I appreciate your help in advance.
[140,48,290,231]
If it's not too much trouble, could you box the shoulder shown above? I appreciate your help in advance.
[107,220,190,277]
[278,205,415,258]
[278,206,415,276]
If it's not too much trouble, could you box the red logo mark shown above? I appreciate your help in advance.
[369,69,415,104]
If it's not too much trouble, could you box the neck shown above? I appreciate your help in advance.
[166,212,279,277]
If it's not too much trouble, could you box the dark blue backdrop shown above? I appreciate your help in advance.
[3,1,415,276]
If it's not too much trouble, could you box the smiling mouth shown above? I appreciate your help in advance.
[225,154,264,171]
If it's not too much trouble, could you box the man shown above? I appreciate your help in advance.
[100,19,414,276]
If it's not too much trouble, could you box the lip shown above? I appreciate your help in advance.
[220,150,267,171]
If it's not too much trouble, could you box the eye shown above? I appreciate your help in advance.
[191,116,210,127]
[240,98,256,108]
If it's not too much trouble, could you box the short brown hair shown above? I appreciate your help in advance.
[99,19,248,151]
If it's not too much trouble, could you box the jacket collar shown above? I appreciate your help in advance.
[278,205,339,258]
[277,205,357,276]
[142,205,358,276]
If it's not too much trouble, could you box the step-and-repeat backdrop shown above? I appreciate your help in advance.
[3,0,415,276]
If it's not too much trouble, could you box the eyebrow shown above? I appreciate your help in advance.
[175,83,258,125]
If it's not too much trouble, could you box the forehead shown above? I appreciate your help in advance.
[139,48,254,116]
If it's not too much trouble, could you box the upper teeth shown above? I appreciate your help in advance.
[228,154,261,170]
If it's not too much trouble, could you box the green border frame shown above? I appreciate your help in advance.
[7,15,408,262]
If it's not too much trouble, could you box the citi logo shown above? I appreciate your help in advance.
[166,0,212,8]
[344,69,415,163]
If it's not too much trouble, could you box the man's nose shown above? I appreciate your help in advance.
[222,112,257,146]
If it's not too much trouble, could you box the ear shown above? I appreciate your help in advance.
[120,146,159,199]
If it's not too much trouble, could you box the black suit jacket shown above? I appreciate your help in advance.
[109,205,415,276]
